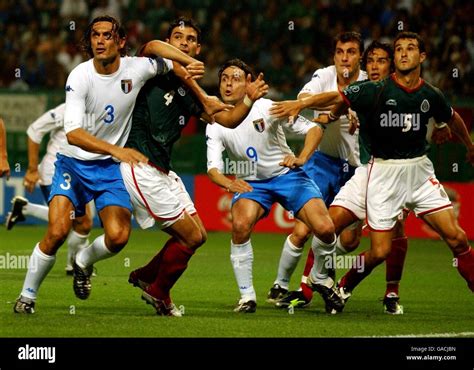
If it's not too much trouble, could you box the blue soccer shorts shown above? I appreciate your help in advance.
[48,154,132,217]
[231,167,322,217]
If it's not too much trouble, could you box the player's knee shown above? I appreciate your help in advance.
[106,227,130,251]
[291,230,310,247]
[184,229,207,250]
[44,224,70,251]
[370,247,390,264]
[232,217,253,242]
[73,215,93,235]
[445,228,469,255]
[315,220,335,243]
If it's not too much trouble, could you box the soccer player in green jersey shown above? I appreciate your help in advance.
[124,18,268,316]
[325,32,474,310]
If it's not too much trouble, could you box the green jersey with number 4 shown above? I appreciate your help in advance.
[126,72,203,171]
[342,74,452,160]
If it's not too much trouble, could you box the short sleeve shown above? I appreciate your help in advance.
[431,86,453,123]
[342,81,378,113]
[281,115,317,136]
[63,66,87,134]
[298,69,326,96]
[27,103,65,143]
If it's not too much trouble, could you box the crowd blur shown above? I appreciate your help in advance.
[0,0,473,98]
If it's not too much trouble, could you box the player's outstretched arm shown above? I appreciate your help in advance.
[208,167,253,194]
[139,40,203,68]
[23,137,40,192]
[270,92,341,120]
[448,111,474,164]
[0,117,10,179]
[66,128,148,166]
[210,73,269,128]
[279,125,324,168]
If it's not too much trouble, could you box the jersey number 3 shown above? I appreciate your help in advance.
[104,105,115,124]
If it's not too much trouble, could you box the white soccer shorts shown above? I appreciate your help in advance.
[120,163,196,229]
[366,155,452,231]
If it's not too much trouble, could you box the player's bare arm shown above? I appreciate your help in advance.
[447,111,474,164]
[270,91,341,120]
[66,128,148,166]
[207,167,253,193]
[280,125,324,168]
[24,137,41,192]
[139,40,203,70]
[0,117,10,179]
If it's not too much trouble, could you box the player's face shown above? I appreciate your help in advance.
[394,38,426,73]
[167,26,201,57]
[219,66,247,105]
[90,21,124,61]
[334,41,361,79]
[366,48,391,81]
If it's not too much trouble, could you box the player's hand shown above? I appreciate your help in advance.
[269,99,303,122]
[245,73,269,101]
[23,168,40,193]
[348,109,359,135]
[203,96,234,121]
[279,155,305,168]
[431,125,452,145]
[0,157,10,180]
[184,61,205,80]
[113,147,148,166]
[226,179,253,193]
[313,113,330,125]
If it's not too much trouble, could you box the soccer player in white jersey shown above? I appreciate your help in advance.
[5,103,93,275]
[0,117,9,179]
[266,32,367,312]
[14,15,203,314]
[206,59,334,313]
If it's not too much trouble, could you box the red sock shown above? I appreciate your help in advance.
[385,237,408,297]
[147,239,195,300]
[300,249,314,300]
[133,238,173,283]
[339,251,377,292]
[455,246,474,292]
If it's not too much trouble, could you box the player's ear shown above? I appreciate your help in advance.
[195,43,201,56]
[419,52,427,64]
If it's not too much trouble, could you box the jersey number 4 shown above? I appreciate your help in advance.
[164,91,175,106]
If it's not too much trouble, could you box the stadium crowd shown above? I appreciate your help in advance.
[0,0,473,98]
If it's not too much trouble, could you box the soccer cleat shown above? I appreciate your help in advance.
[383,293,404,315]
[128,270,150,291]
[73,262,93,300]
[141,290,182,317]
[275,290,311,309]
[65,266,74,276]
[266,283,288,303]
[13,296,35,314]
[308,276,345,314]
[234,299,257,313]
[5,196,28,230]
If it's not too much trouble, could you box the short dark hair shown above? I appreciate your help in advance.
[81,15,127,58]
[394,31,426,53]
[362,40,394,72]
[218,58,256,84]
[167,17,202,44]
[333,31,364,55]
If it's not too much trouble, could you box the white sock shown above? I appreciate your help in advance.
[274,236,303,289]
[310,234,337,285]
[21,243,56,300]
[23,202,49,221]
[75,235,115,268]
[230,239,256,302]
[335,235,349,255]
[66,230,90,268]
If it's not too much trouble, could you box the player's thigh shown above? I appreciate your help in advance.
[369,230,394,262]
[329,205,360,235]
[296,198,334,241]
[72,203,94,234]
[41,195,75,253]
[422,208,466,243]
[99,205,132,248]
[164,212,206,249]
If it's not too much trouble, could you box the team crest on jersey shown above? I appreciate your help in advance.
[177,87,186,96]
[253,118,265,133]
[386,99,397,106]
[420,99,430,113]
[121,79,133,94]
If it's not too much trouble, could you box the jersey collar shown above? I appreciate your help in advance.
[391,73,424,93]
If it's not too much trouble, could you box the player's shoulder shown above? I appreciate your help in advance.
[253,97,273,112]
[421,79,445,97]
[310,65,337,82]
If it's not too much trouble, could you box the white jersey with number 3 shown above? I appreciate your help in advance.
[206,98,317,181]
[299,65,367,167]
[62,56,172,161]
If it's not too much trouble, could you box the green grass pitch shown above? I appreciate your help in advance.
[1,226,473,338]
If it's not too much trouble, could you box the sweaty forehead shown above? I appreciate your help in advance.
[92,21,114,33]
[222,66,245,78]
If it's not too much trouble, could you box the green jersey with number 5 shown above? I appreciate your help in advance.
[341,74,453,160]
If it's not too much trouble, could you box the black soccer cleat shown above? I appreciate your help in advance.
[275,290,311,309]
[266,283,288,303]
[383,293,404,315]
[5,196,27,230]
[73,262,93,300]
[13,295,35,314]
[128,269,150,291]
[234,299,257,313]
[308,276,345,314]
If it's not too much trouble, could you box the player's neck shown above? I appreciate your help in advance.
[337,69,360,89]
[394,68,422,89]
[93,56,121,75]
